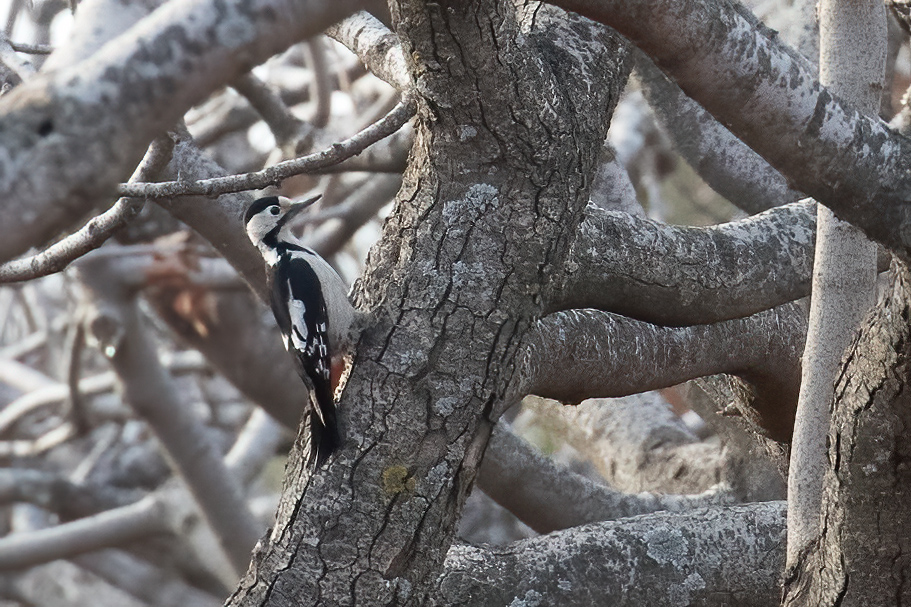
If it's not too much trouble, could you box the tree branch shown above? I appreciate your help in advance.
[432,501,786,607]
[554,201,816,325]
[327,11,411,91]
[548,0,911,258]
[635,52,803,214]
[0,134,174,284]
[478,424,732,534]
[116,97,415,199]
[0,0,367,264]
[519,303,805,440]
[77,253,262,577]
[0,495,168,571]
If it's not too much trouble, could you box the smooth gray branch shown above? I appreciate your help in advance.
[479,424,732,534]
[555,201,817,325]
[548,0,911,258]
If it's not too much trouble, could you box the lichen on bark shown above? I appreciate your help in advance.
[227,2,631,605]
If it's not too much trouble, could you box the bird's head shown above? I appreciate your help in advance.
[244,195,321,246]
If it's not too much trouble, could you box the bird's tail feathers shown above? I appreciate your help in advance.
[307,395,340,469]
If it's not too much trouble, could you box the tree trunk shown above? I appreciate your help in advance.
[226,3,631,605]
[782,261,911,604]
[785,0,884,567]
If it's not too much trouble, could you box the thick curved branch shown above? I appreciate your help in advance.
[0,495,168,571]
[635,53,803,214]
[554,201,816,325]
[433,501,786,607]
[478,424,731,534]
[550,0,911,258]
[0,0,367,264]
[327,11,411,91]
[520,303,805,440]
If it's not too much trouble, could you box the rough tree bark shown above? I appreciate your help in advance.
[782,262,911,604]
[226,3,631,605]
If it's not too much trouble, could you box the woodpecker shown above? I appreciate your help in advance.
[244,195,356,468]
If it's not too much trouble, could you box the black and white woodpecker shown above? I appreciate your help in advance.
[244,195,357,468]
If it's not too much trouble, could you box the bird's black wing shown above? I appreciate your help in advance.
[270,254,339,468]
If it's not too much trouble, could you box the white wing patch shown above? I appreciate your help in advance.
[286,284,309,352]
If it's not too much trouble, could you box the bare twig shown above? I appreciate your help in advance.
[117,97,414,199]
[9,40,52,54]
[63,316,90,435]
[305,173,402,255]
[0,134,175,284]
[232,72,309,150]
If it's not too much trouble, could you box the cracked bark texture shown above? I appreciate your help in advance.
[226,3,630,605]
[782,261,911,605]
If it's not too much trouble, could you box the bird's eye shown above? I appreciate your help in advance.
[270,206,280,216]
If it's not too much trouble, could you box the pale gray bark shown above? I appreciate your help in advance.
[433,501,787,607]
[636,53,803,214]
[327,11,411,91]
[783,262,911,604]
[0,0,366,263]
[520,303,804,440]
[226,4,633,604]
[786,0,885,568]
[478,424,732,534]
[549,0,911,259]
[554,201,817,325]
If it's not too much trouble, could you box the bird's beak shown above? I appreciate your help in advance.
[276,194,322,229]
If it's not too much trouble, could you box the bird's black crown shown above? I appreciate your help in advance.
[244,196,281,225]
